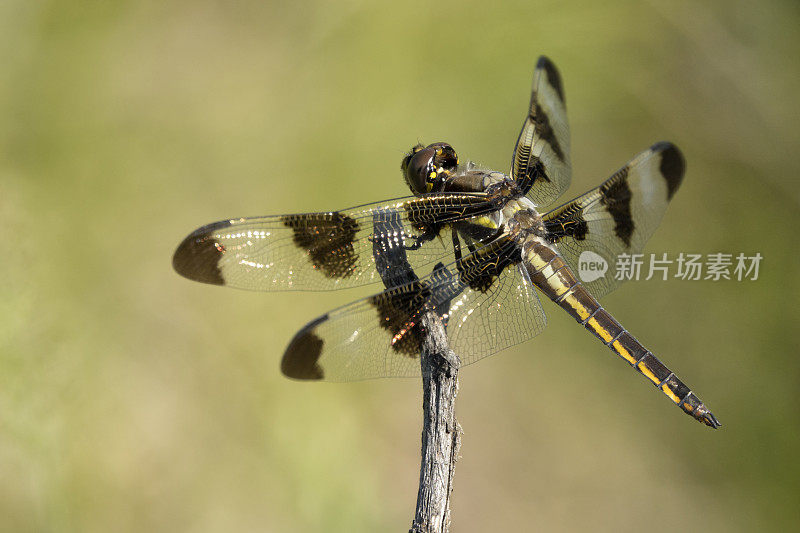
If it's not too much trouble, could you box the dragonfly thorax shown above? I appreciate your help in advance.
[503,197,546,242]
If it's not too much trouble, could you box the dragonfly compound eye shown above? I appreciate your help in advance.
[402,142,459,194]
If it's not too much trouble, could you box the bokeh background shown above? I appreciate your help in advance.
[2,0,799,531]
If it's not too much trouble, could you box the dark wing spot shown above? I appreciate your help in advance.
[537,56,565,103]
[429,263,453,324]
[652,142,685,200]
[528,156,551,185]
[457,240,520,293]
[599,167,635,248]
[282,212,360,278]
[403,197,449,233]
[172,223,226,285]
[565,218,588,241]
[369,282,429,357]
[531,106,565,162]
[281,315,328,380]
[404,195,496,231]
[543,201,589,242]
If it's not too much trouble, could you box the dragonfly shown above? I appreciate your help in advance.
[173,56,720,428]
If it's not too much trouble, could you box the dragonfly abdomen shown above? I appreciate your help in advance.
[522,239,720,428]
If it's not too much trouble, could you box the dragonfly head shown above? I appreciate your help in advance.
[401,142,459,194]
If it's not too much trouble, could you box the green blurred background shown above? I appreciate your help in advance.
[2,0,799,531]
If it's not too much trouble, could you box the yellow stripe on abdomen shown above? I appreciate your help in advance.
[562,293,592,321]
[611,339,637,364]
[544,268,575,299]
[586,316,614,343]
[637,361,661,385]
[661,383,681,403]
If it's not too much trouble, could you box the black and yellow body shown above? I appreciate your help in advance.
[523,239,720,427]
[173,56,720,429]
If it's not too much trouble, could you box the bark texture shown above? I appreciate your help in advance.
[409,313,461,533]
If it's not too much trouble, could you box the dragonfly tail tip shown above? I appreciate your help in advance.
[701,412,722,429]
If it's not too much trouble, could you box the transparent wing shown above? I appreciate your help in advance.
[173,192,501,291]
[543,142,686,298]
[512,56,571,208]
[280,237,546,381]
